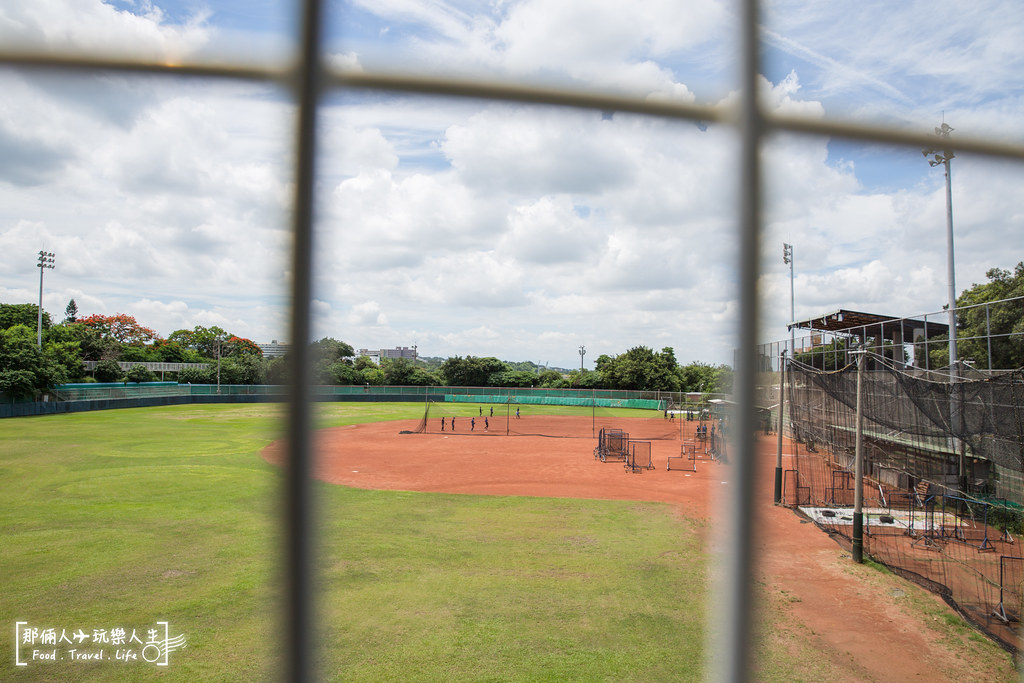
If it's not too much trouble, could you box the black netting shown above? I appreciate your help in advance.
[789,357,1024,501]
[783,354,1024,652]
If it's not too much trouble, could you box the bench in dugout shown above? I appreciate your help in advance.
[594,428,629,462]
[667,441,698,471]
[625,441,654,473]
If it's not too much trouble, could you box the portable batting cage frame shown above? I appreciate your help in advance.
[667,442,699,472]
[994,556,1024,624]
[624,441,654,473]
[594,427,630,463]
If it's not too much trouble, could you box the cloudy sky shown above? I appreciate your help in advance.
[1,1,1022,369]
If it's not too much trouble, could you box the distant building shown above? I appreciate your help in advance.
[258,340,290,358]
[357,346,418,364]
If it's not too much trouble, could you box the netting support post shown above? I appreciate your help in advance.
[852,347,866,564]
[774,350,786,505]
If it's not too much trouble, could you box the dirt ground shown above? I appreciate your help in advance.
[262,416,1017,681]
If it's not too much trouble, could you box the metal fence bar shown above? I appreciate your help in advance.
[284,0,324,679]
[6,48,1024,163]
[709,0,761,680]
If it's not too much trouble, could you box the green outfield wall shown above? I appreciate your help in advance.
[1,384,700,418]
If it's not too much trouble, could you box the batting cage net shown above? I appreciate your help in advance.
[782,352,1024,651]
[408,394,685,440]
[404,398,433,434]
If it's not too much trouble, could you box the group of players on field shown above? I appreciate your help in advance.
[439,405,520,431]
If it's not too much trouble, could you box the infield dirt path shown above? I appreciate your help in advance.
[262,417,1015,681]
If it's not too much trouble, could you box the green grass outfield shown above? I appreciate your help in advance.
[1,403,709,681]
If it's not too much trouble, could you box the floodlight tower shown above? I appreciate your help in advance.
[578,345,586,372]
[922,123,958,378]
[783,243,794,354]
[924,122,965,491]
[36,250,55,347]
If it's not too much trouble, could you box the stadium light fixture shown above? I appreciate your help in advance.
[36,250,55,347]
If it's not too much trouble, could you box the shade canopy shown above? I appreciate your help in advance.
[788,309,949,342]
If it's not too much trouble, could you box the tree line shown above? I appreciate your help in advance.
[0,301,274,398]
[0,300,732,400]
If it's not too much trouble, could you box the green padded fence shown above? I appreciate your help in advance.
[5,383,680,418]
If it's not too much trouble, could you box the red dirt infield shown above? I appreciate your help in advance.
[261,416,1014,680]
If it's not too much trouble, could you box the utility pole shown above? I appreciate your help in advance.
[216,334,223,394]
[852,345,866,564]
[37,251,55,347]
[774,350,786,505]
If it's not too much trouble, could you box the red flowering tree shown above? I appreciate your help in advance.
[225,336,263,357]
[77,313,158,345]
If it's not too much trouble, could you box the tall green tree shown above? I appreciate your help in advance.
[565,369,603,389]
[93,359,124,383]
[169,325,251,360]
[440,356,509,386]
[126,364,155,383]
[596,346,681,391]
[537,369,566,388]
[310,337,355,363]
[44,338,85,383]
[380,357,439,386]
[218,355,265,385]
[489,369,538,388]
[120,345,158,363]
[72,324,123,361]
[177,366,213,384]
[381,357,416,385]
[151,338,203,363]
[0,303,50,331]
[328,361,362,385]
[678,361,720,392]
[361,366,385,385]
[954,262,1024,370]
[0,324,68,398]
[310,337,355,384]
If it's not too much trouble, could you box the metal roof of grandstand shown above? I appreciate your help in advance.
[787,309,950,341]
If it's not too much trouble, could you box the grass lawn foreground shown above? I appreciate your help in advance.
[2,403,708,681]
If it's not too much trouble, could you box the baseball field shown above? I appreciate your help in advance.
[1,403,1016,680]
